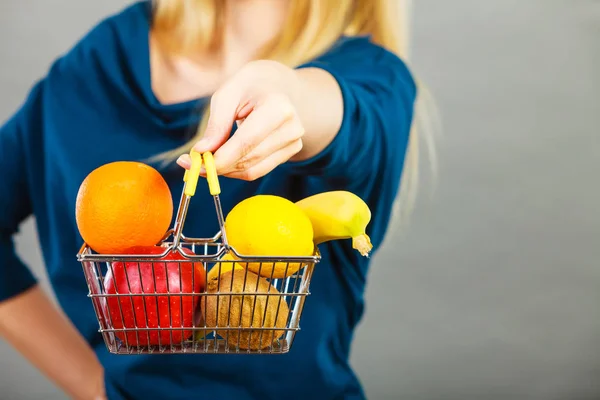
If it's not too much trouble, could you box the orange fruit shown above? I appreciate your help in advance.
[75,162,173,254]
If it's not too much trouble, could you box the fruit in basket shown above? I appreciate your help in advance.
[207,252,246,282]
[295,191,373,257]
[201,269,289,350]
[103,246,205,346]
[225,195,314,279]
[75,161,173,254]
[192,252,246,341]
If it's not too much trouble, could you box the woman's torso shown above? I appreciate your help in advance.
[32,77,370,400]
[19,2,396,399]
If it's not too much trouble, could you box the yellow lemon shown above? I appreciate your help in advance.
[224,195,314,279]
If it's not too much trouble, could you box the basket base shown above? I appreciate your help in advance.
[104,337,293,355]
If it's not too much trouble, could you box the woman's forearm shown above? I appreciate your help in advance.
[291,67,344,162]
[0,285,105,400]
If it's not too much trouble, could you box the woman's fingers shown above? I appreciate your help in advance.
[177,117,303,177]
[218,117,304,175]
[224,139,304,181]
[177,113,303,176]
[181,61,301,178]
[176,154,192,170]
[192,65,259,154]
[193,80,245,154]
[214,94,294,170]
[212,93,295,173]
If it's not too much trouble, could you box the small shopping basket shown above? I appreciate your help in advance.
[77,151,320,355]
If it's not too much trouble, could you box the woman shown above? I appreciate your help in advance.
[0,0,419,399]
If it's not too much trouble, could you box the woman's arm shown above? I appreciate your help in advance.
[0,79,105,399]
[289,66,344,162]
[179,39,417,182]
[0,286,106,400]
[177,60,343,179]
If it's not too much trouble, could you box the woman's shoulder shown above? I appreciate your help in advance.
[82,1,150,38]
[305,35,416,89]
[42,2,152,99]
[57,1,150,65]
[316,35,409,67]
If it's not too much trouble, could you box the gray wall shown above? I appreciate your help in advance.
[1,1,598,399]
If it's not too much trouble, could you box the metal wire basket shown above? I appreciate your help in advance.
[77,151,320,355]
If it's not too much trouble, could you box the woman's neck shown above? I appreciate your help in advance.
[220,0,289,73]
[150,0,288,105]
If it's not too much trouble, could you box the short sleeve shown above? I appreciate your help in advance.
[0,82,44,301]
[287,37,417,181]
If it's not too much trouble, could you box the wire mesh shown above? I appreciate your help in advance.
[79,239,318,355]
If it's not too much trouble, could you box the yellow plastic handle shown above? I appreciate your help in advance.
[202,152,221,196]
[184,151,202,197]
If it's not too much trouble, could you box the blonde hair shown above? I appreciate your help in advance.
[151,0,438,229]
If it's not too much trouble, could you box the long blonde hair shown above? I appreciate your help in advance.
[151,0,438,229]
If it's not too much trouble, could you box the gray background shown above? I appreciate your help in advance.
[1,1,598,399]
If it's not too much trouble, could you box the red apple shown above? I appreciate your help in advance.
[103,246,206,346]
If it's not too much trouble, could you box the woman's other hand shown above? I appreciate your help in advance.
[177,60,306,181]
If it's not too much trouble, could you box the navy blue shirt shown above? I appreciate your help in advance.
[0,2,416,399]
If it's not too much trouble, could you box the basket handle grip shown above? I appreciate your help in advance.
[202,151,221,196]
[183,151,202,197]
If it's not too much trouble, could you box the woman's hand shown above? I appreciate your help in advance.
[0,286,107,400]
[177,60,306,181]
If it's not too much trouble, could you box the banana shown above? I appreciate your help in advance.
[295,191,373,257]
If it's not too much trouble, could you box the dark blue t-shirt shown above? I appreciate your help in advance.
[0,2,416,399]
